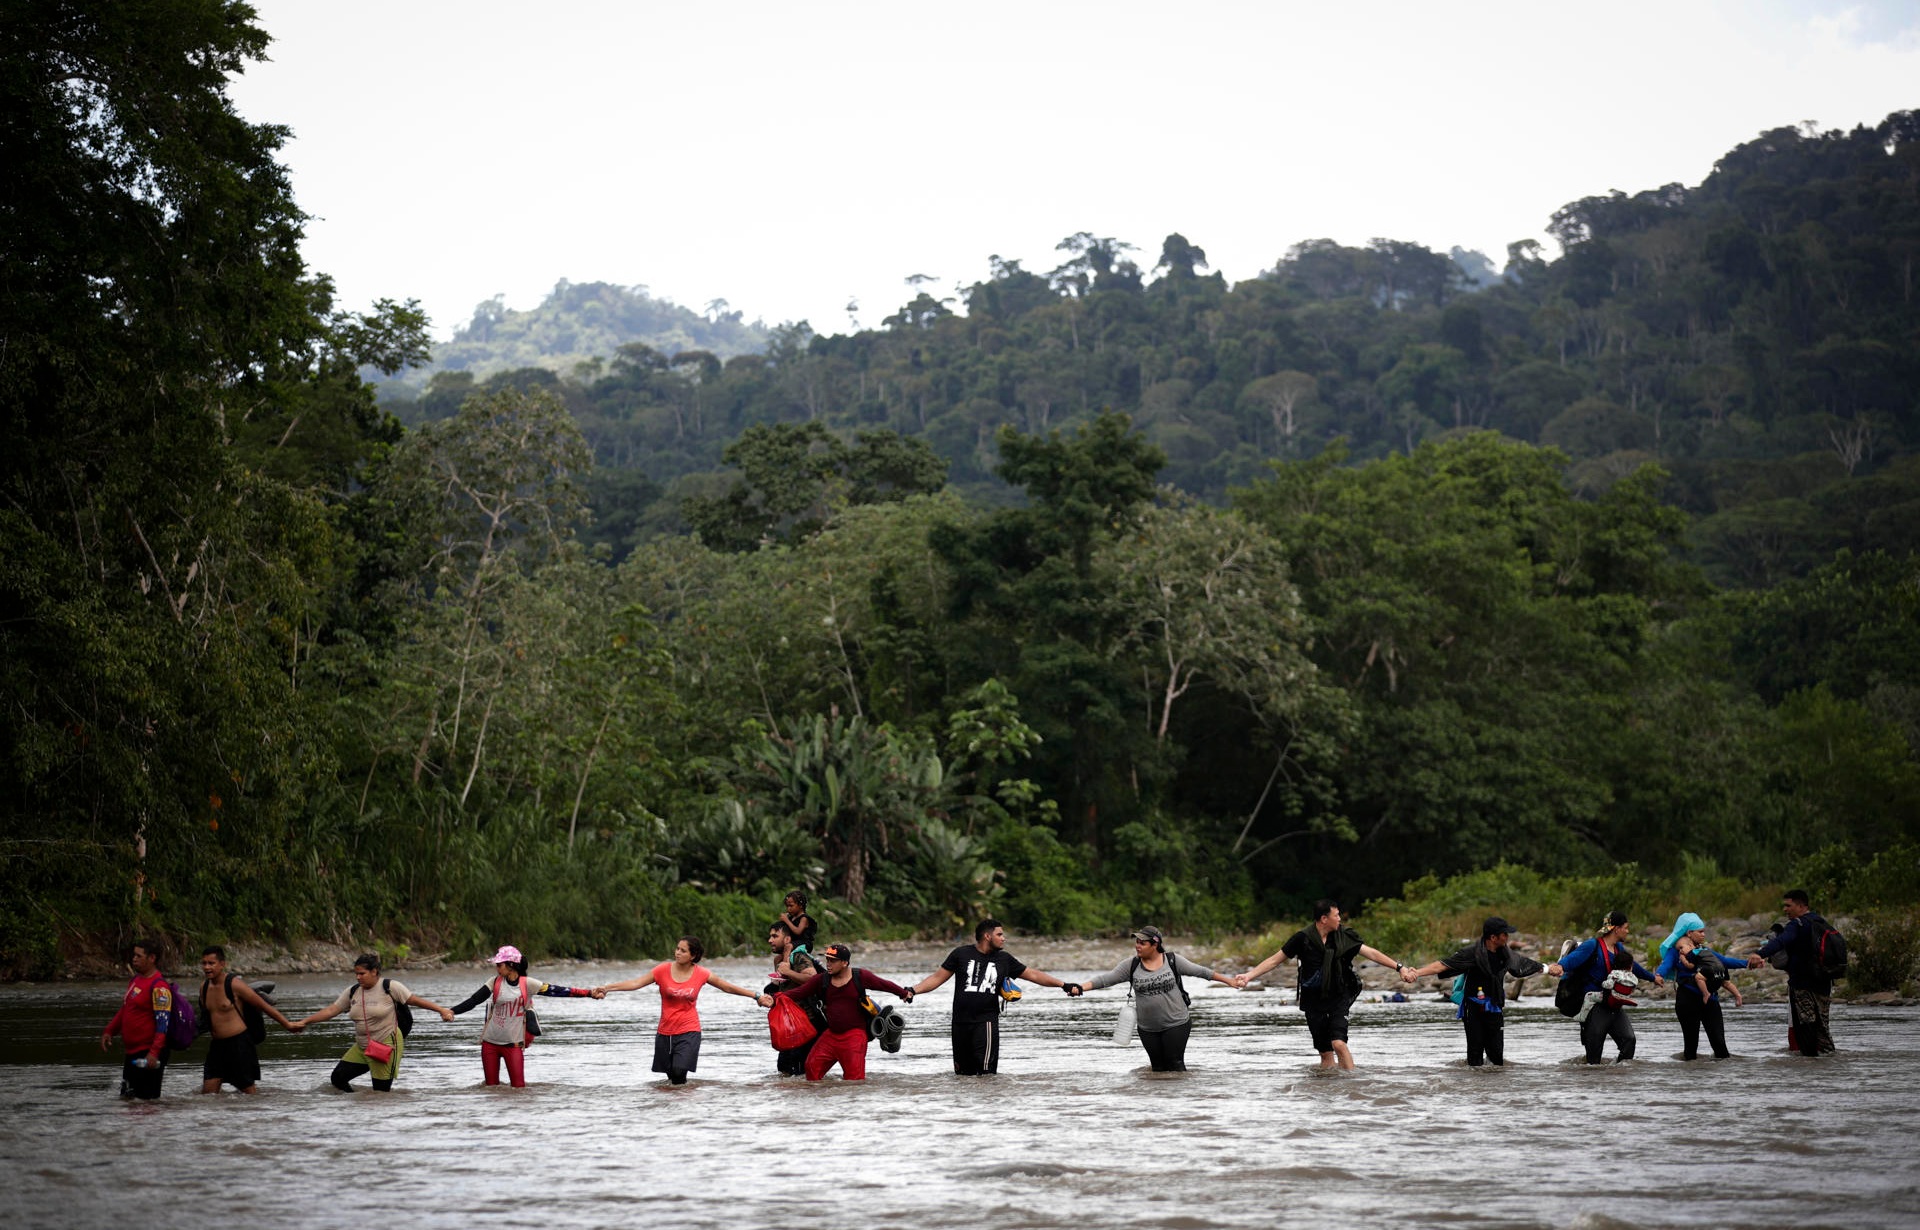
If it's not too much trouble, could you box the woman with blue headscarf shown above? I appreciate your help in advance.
[1656,912,1751,1060]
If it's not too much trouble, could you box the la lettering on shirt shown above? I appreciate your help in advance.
[941,946,1026,1022]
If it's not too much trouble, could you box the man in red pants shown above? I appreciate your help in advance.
[777,944,912,1081]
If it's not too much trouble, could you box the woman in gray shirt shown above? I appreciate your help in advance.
[1067,926,1234,1071]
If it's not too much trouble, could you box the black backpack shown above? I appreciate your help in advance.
[1553,942,1591,1017]
[350,977,414,1037]
[1129,953,1189,1006]
[1808,915,1848,979]
[1553,975,1584,1017]
[200,974,273,1044]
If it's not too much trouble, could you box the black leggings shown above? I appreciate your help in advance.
[1138,1021,1192,1072]
[1580,1002,1636,1063]
[1463,1005,1504,1067]
[1674,994,1728,1059]
[330,1061,394,1092]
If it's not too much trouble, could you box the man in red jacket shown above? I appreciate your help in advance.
[100,938,173,1099]
[777,943,912,1081]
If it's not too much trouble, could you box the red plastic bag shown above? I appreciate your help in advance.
[768,994,818,1051]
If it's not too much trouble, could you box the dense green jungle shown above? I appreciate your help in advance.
[4,3,1919,980]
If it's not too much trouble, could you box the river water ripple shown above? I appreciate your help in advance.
[5,951,1916,1230]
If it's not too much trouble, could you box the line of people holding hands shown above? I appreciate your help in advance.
[101,887,1841,1098]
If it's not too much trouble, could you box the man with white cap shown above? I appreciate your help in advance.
[448,944,604,1087]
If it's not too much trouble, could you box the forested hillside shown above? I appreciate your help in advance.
[387,122,1920,584]
[376,280,768,400]
[4,2,1916,977]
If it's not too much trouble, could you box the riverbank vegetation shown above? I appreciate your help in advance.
[5,4,1919,979]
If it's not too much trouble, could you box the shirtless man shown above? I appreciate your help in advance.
[198,945,301,1093]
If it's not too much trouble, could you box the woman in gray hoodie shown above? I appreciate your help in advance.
[1068,926,1235,1071]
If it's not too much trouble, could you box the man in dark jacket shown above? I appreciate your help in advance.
[1754,888,1836,1057]
[1407,918,1564,1067]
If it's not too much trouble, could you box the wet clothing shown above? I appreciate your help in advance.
[202,1033,261,1090]
[482,1040,526,1087]
[805,1028,873,1081]
[1083,953,1214,1032]
[784,914,818,952]
[449,975,589,1047]
[941,946,1027,1023]
[1303,997,1352,1054]
[107,971,173,1063]
[1580,1001,1637,1063]
[329,978,414,1048]
[1434,941,1546,1068]
[1658,941,1745,1058]
[1140,1020,1193,1072]
[1789,987,1834,1057]
[119,1053,167,1099]
[950,1018,1001,1076]
[1757,914,1835,994]
[1462,1003,1505,1067]
[942,944,1027,1076]
[331,1030,404,1091]
[1675,992,1730,1060]
[653,1030,701,1083]
[1561,939,1650,1064]
[653,963,710,1035]
[778,969,908,1035]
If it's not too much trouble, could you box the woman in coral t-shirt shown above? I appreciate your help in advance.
[598,936,771,1084]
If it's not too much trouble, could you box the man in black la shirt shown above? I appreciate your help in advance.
[910,918,1071,1075]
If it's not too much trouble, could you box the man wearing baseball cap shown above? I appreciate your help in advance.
[775,943,913,1081]
[1405,918,1564,1068]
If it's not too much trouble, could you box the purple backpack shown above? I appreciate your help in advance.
[164,979,199,1049]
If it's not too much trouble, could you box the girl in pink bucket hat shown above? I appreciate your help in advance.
[447,944,603,1087]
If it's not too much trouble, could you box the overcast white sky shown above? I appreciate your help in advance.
[226,1,1920,341]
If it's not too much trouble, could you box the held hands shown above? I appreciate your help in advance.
[1398,966,1416,984]
[438,1006,455,1022]
[1062,983,1083,997]
[755,993,773,1007]
[589,987,606,1000]
[901,989,914,1004]
[1544,963,1564,978]
[1231,973,1251,989]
